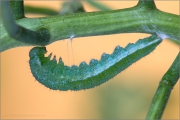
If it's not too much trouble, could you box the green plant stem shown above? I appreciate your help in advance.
[0,0,50,46]
[24,5,59,15]
[10,0,25,20]
[146,52,180,119]
[1,2,179,52]
[1,0,19,38]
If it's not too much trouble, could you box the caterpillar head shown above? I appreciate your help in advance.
[29,47,47,58]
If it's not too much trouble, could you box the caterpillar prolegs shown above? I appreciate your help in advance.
[29,35,162,91]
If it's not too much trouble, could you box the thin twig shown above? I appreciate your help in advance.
[10,0,25,19]
[146,52,179,119]
[0,0,50,45]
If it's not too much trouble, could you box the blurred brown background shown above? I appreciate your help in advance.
[1,1,179,119]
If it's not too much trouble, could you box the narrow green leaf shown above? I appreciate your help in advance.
[86,0,112,11]
[24,5,59,15]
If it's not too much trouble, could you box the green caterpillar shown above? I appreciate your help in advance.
[29,35,162,91]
